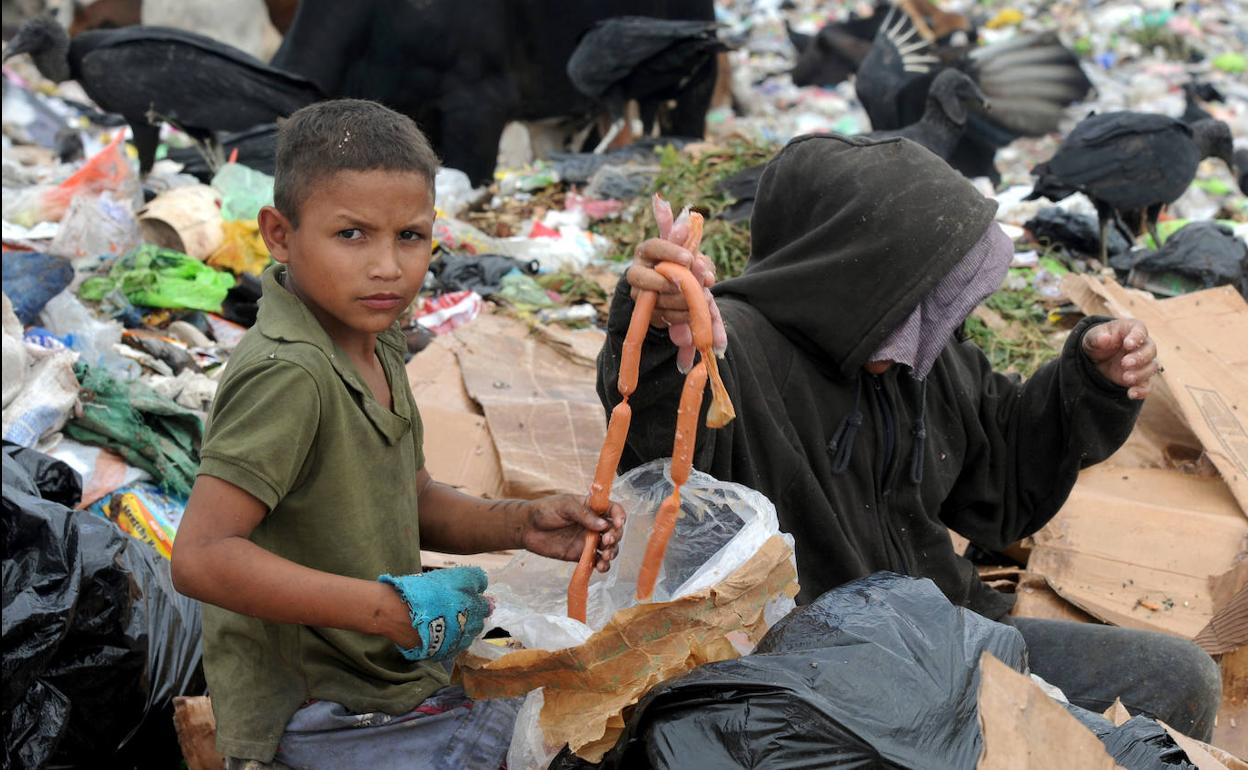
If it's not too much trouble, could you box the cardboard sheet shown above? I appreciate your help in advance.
[457,535,799,762]
[406,336,505,498]
[1212,645,1248,760]
[1195,561,1248,655]
[1062,277,1248,512]
[976,653,1124,770]
[450,314,607,499]
[1028,465,1247,639]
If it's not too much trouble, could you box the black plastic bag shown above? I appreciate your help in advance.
[1024,207,1132,260]
[1110,221,1248,297]
[561,573,1028,770]
[1064,708,1197,770]
[220,271,262,327]
[2,445,203,770]
[556,573,1204,770]
[429,253,539,297]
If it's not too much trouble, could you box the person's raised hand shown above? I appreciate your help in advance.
[625,238,728,369]
[1082,318,1159,400]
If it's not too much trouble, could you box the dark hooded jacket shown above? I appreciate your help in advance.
[596,134,1140,619]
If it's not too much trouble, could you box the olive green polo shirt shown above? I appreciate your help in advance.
[198,265,446,761]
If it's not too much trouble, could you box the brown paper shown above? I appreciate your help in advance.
[1028,465,1248,639]
[1062,277,1248,512]
[976,652,1124,769]
[458,535,799,762]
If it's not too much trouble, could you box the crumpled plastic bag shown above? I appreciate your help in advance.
[570,573,1028,770]
[3,294,81,450]
[78,244,236,313]
[2,444,202,769]
[47,192,140,262]
[1111,221,1248,296]
[1,251,74,325]
[4,130,139,227]
[463,460,799,765]
[485,459,797,650]
[206,219,271,276]
[210,161,274,221]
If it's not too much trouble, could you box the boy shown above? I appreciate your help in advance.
[172,99,626,769]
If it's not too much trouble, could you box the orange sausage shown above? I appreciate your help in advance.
[569,400,633,621]
[670,362,707,487]
[588,401,633,513]
[636,493,682,600]
[618,290,657,399]
[567,531,597,623]
[654,262,713,351]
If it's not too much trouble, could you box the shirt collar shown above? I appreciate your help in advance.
[256,264,412,444]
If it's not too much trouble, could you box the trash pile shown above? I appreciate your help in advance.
[3,0,1247,766]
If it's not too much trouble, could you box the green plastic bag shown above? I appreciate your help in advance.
[211,162,275,221]
[80,244,236,312]
[66,363,202,497]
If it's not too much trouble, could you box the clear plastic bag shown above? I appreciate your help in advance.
[484,458,796,651]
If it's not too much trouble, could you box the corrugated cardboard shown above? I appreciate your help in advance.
[1062,277,1248,512]
[976,653,1124,769]
[457,535,799,762]
[405,336,505,499]
[450,314,607,499]
[1028,465,1247,639]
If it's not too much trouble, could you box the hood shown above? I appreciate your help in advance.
[713,133,998,377]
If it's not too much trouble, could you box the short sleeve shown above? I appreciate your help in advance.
[198,360,321,510]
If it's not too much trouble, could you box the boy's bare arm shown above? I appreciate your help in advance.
[171,475,421,647]
[415,469,625,571]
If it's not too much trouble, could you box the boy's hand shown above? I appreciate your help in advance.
[1082,318,1159,400]
[517,495,626,573]
[379,567,490,662]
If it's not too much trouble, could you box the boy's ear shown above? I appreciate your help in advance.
[258,205,294,264]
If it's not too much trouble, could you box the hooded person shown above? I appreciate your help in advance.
[597,134,1220,740]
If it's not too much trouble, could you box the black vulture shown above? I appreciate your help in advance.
[166,123,280,182]
[855,9,1092,183]
[1027,112,1234,262]
[791,0,975,88]
[715,70,986,224]
[1180,80,1225,125]
[863,69,987,161]
[1236,147,1248,196]
[566,15,724,151]
[3,17,323,173]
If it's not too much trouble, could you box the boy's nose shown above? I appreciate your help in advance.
[368,243,405,281]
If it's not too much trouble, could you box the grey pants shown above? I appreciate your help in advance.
[226,686,521,770]
[1010,617,1222,741]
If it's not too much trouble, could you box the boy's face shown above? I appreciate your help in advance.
[259,170,434,346]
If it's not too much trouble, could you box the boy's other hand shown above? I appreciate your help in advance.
[518,495,626,573]
[379,567,490,662]
[1082,318,1159,400]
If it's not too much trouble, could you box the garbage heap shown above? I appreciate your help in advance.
[3,0,1247,765]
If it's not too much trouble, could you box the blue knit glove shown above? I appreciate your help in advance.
[379,567,490,662]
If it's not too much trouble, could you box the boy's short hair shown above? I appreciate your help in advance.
[274,99,440,226]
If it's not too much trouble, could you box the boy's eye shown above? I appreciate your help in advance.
[399,230,424,242]
[338,228,363,240]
